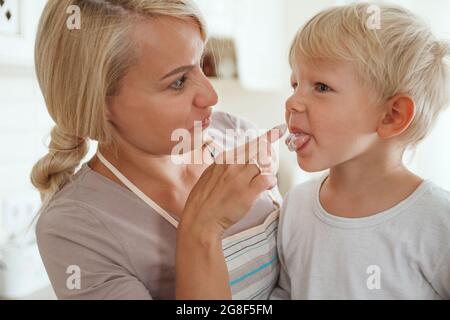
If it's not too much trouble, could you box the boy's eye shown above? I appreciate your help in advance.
[170,75,187,90]
[291,82,298,90]
[315,83,332,93]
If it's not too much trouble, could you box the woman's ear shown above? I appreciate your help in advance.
[377,94,415,139]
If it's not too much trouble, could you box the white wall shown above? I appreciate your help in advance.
[0,68,50,195]
[196,0,286,90]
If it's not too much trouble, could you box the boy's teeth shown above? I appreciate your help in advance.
[286,133,311,152]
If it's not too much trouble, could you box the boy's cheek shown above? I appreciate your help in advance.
[315,125,355,150]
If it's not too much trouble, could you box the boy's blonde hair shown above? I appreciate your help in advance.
[31,0,207,207]
[289,3,450,148]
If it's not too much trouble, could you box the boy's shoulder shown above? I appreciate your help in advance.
[399,181,450,247]
[417,181,450,221]
[425,181,450,203]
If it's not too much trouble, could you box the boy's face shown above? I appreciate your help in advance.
[286,56,383,172]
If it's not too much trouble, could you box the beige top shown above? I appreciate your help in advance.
[36,111,282,299]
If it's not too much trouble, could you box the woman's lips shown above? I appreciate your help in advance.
[190,114,212,130]
[286,132,312,152]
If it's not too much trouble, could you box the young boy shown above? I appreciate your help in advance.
[271,3,450,299]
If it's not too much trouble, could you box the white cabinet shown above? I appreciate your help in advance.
[195,0,286,90]
[0,0,46,66]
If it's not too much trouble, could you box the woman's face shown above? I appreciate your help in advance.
[107,16,218,155]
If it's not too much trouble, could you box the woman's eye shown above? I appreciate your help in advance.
[291,82,298,90]
[315,83,332,93]
[170,76,187,90]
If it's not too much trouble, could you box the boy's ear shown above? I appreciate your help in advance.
[377,94,415,139]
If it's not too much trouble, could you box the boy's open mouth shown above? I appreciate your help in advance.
[286,127,312,152]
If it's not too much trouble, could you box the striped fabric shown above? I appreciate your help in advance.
[224,208,280,300]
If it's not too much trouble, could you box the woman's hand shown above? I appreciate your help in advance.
[181,125,285,236]
[175,123,287,299]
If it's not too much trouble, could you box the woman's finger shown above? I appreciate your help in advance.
[249,173,278,195]
[215,123,287,165]
[246,123,287,162]
[234,162,265,189]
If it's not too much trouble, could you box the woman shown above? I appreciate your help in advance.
[32,0,284,299]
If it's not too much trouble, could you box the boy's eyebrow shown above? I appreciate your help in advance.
[160,65,195,81]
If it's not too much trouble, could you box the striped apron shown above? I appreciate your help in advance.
[95,133,280,300]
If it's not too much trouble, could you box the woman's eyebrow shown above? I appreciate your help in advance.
[160,65,195,80]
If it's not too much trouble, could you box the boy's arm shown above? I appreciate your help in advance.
[430,248,450,299]
[269,251,291,299]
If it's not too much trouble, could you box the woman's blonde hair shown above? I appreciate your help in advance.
[289,2,450,148]
[31,0,207,207]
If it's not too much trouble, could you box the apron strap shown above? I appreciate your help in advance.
[95,150,179,228]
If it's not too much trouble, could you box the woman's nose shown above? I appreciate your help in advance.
[194,74,219,108]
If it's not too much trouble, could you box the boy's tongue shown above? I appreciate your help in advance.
[286,133,311,152]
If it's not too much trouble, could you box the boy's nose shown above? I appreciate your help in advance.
[285,94,307,113]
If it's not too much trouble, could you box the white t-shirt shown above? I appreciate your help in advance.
[270,175,450,300]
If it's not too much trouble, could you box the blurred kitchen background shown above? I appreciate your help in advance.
[0,0,449,299]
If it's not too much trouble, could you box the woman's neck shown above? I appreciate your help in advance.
[88,142,213,192]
